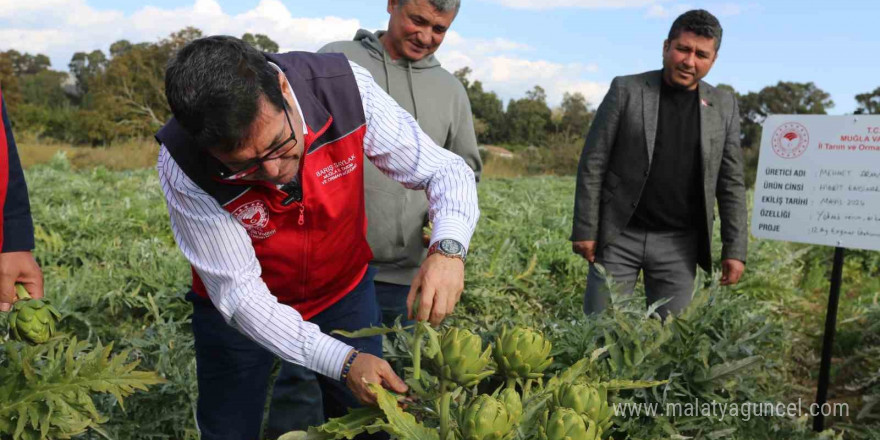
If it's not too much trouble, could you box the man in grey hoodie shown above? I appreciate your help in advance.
[319,0,481,329]
[264,1,481,436]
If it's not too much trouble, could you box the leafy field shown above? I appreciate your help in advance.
[3,153,879,439]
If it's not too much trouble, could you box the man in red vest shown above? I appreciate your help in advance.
[156,36,479,438]
[0,88,43,312]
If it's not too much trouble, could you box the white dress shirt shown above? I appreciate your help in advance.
[157,61,479,380]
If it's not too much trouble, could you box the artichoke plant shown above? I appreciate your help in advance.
[493,327,553,380]
[460,394,516,440]
[429,327,494,389]
[498,388,522,426]
[553,383,613,434]
[9,284,61,344]
[540,408,602,440]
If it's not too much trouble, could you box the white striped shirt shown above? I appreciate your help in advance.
[157,61,479,380]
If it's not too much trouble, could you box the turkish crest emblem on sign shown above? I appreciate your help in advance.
[771,122,810,159]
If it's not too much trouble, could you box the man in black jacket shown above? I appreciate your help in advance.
[571,10,747,317]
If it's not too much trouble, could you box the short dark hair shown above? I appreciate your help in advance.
[164,35,285,152]
[397,0,460,13]
[668,9,723,51]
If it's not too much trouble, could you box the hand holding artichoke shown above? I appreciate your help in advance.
[8,284,61,344]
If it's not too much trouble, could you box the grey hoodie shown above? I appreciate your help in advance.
[319,29,481,285]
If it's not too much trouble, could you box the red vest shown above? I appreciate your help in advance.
[157,52,373,319]
[0,87,10,250]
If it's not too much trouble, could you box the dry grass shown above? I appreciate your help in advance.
[481,136,582,179]
[482,154,528,178]
[17,138,158,171]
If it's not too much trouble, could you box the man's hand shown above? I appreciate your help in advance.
[572,240,597,263]
[0,251,43,312]
[345,351,408,405]
[720,259,745,285]
[407,253,465,326]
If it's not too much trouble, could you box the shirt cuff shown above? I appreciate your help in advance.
[306,332,354,380]
[430,217,474,252]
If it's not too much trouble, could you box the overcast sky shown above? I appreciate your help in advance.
[1,0,877,113]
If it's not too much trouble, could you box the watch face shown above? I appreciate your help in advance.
[440,240,462,254]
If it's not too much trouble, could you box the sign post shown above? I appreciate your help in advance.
[813,246,844,432]
[751,115,880,432]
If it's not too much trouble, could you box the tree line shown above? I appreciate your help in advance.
[0,27,595,147]
[0,28,277,145]
[1,27,878,152]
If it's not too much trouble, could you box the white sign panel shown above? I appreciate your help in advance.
[751,115,880,251]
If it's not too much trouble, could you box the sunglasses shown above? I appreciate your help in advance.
[217,101,298,181]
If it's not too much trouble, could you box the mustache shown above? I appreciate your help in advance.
[676,66,696,75]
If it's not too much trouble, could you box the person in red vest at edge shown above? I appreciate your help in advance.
[0,87,43,313]
[155,36,479,439]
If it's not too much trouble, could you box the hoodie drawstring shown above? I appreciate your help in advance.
[379,40,419,123]
[407,63,419,122]
[381,50,391,94]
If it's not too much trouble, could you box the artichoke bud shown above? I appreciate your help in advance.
[462,394,515,440]
[553,383,612,431]
[430,327,494,388]
[493,327,553,380]
[9,286,62,345]
[498,388,523,425]
[541,408,602,440]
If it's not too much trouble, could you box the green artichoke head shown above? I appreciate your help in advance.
[9,286,62,344]
[540,408,602,440]
[430,327,495,388]
[553,383,613,433]
[498,388,523,426]
[493,326,553,380]
[461,394,516,440]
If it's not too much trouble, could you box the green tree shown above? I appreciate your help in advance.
[110,40,134,58]
[85,30,195,142]
[163,27,204,53]
[559,92,593,138]
[855,87,880,114]
[20,70,70,109]
[2,50,51,76]
[750,81,833,116]
[719,82,832,187]
[0,53,22,106]
[454,67,505,144]
[69,49,108,96]
[505,85,551,146]
[728,81,833,150]
[242,33,279,53]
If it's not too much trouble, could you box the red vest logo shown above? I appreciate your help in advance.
[771,122,810,159]
[232,200,276,240]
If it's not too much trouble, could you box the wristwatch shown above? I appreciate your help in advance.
[428,239,467,263]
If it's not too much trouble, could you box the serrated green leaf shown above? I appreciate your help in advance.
[422,324,441,359]
[368,382,439,440]
[0,336,165,439]
[331,327,396,338]
[695,356,763,384]
[599,379,668,390]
